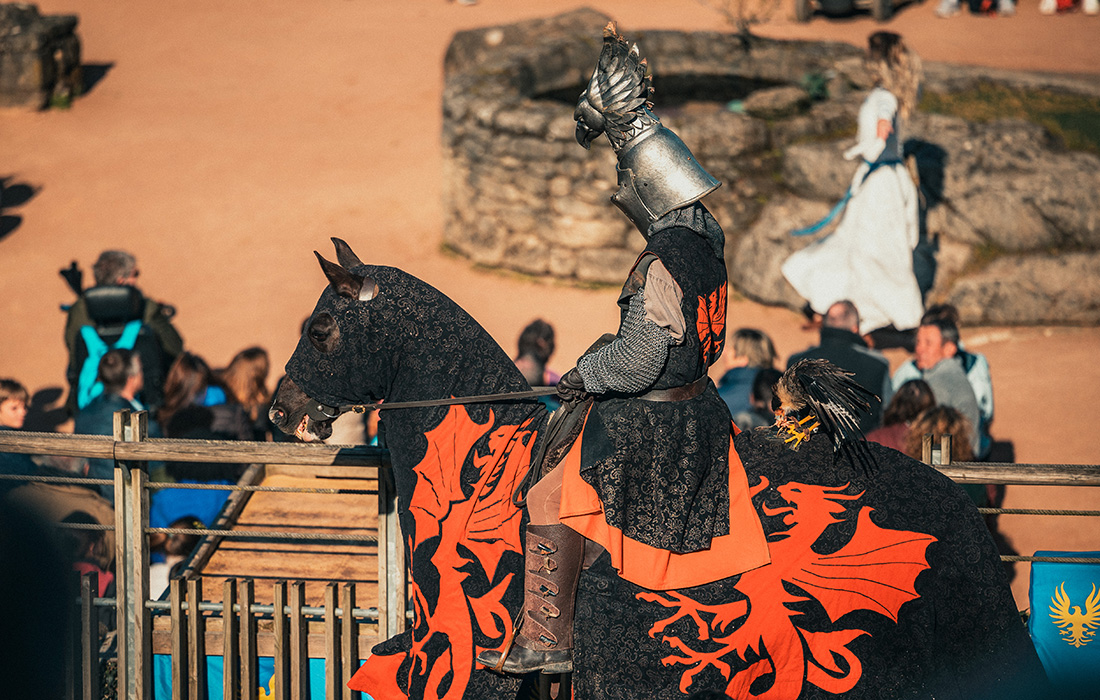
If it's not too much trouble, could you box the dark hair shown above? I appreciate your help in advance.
[0,378,29,405]
[517,319,555,364]
[751,368,783,405]
[98,348,140,394]
[158,352,218,426]
[868,31,904,64]
[882,379,935,427]
[922,303,961,326]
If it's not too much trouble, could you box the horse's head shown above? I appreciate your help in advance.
[269,237,385,442]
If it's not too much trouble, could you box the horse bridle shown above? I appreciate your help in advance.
[303,387,560,422]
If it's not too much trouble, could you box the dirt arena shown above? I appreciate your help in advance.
[2,0,1098,608]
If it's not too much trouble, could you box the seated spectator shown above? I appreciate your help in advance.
[218,346,273,441]
[74,348,163,504]
[898,316,983,457]
[787,300,892,433]
[159,352,251,443]
[149,516,203,599]
[3,456,116,571]
[513,319,560,387]
[893,304,993,459]
[59,510,115,599]
[63,250,182,414]
[866,379,935,452]
[0,378,36,496]
[732,367,782,430]
[717,328,777,418]
[513,319,561,412]
[904,405,986,506]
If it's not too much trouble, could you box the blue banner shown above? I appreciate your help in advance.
[1028,550,1100,694]
[153,654,372,699]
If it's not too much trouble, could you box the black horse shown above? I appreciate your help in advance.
[270,238,1050,700]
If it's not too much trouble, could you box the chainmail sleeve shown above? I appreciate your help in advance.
[576,287,673,394]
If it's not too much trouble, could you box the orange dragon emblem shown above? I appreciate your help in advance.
[349,405,535,700]
[696,284,726,367]
[638,478,937,698]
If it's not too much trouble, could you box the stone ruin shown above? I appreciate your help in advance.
[0,3,81,110]
[442,8,1100,326]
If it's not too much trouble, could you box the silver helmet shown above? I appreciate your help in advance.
[574,23,720,234]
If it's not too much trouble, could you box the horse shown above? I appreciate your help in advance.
[269,238,1051,700]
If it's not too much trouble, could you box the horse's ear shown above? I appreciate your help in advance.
[315,251,377,301]
[331,237,363,270]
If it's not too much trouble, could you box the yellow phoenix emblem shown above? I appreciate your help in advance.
[1049,582,1100,648]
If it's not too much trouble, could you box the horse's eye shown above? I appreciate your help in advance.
[307,312,340,353]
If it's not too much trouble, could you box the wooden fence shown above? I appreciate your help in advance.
[0,411,1098,700]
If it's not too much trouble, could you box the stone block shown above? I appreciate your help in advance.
[0,4,81,110]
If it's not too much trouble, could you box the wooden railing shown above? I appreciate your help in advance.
[0,416,1098,700]
[0,409,399,700]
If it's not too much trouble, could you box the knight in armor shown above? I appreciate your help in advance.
[478,24,769,676]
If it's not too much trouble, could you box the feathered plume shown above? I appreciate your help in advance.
[573,22,658,152]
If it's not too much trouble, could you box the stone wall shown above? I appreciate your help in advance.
[441,9,1100,325]
[0,3,81,110]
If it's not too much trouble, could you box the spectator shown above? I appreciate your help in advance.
[902,317,982,457]
[904,405,986,506]
[74,348,162,503]
[159,352,251,443]
[3,454,116,572]
[0,378,36,496]
[717,328,777,418]
[0,500,73,700]
[149,516,203,599]
[218,346,273,441]
[63,250,183,414]
[513,318,561,412]
[893,304,993,459]
[787,300,893,433]
[59,510,115,599]
[866,379,935,452]
[782,32,924,337]
[733,367,782,430]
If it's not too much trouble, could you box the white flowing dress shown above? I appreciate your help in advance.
[782,87,923,335]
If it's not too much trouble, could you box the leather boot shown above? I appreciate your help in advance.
[476,524,583,675]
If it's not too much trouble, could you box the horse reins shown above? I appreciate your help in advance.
[304,387,560,422]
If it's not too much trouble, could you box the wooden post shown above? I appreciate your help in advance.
[272,581,289,700]
[341,583,357,700]
[376,470,389,642]
[170,578,188,700]
[379,466,406,635]
[81,572,100,700]
[114,409,152,700]
[222,579,239,700]
[290,581,308,700]
[187,577,206,700]
[921,433,933,465]
[238,579,258,699]
[941,433,953,466]
[324,582,340,700]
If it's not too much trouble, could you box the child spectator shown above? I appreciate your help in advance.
[0,379,36,495]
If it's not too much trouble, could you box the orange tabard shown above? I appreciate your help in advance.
[558,409,770,590]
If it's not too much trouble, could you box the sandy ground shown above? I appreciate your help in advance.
[2,0,1098,608]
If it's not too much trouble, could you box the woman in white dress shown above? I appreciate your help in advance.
[782,32,924,336]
